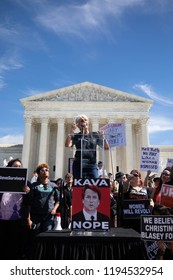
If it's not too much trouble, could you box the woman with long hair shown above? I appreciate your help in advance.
[122,169,154,233]
[152,168,171,203]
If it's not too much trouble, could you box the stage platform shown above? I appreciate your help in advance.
[28,227,147,260]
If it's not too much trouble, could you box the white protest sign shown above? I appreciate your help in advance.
[100,122,126,147]
[140,147,160,172]
[166,158,173,168]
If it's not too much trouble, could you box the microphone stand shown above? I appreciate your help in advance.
[102,138,105,169]
[117,179,123,227]
[63,182,69,229]
[80,127,85,178]
[59,179,64,228]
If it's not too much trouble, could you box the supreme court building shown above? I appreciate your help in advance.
[19,81,155,180]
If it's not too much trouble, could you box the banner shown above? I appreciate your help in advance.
[123,199,151,219]
[72,178,110,231]
[100,122,126,147]
[140,147,160,172]
[0,167,27,193]
[141,215,173,241]
[160,184,173,208]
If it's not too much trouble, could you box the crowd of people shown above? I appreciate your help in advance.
[0,114,173,260]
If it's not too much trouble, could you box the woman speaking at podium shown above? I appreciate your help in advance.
[65,114,109,179]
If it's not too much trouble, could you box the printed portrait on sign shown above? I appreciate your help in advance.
[72,178,110,231]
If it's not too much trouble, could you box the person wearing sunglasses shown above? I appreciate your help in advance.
[27,163,59,234]
[122,169,154,233]
[152,168,171,204]
[124,170,148,198]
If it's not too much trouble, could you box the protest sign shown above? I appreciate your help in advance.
[100,122,126,147]
[140,147,160,172]
[144,241,167,260]
[123,199,151,219]
[160,184,173,208]
[166,158,173,168]
[141,215,173,241]
[0,167,27,193]
[72,178,110,231]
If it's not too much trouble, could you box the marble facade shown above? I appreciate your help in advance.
[19,81,154,180]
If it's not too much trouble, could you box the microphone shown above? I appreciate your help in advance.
[81,122,86,127]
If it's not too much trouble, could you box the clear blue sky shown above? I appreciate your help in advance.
[1,0,173,146]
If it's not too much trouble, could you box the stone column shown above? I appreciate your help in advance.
[55,117,65,179]
[38,117,49,164]
[134,123,141,169]
[92,116,99,132]
[22,116,32,168]
[140,117,149,147]
[124,118,133,173]
[138,117,149,178]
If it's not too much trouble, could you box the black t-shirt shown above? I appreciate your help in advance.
[124,185,151,200]
[28,181,59,215]
[72,132,103,163]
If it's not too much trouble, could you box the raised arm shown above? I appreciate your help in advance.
[65,123,76,147]
[98,130,109,150]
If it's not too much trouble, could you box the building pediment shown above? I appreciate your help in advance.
[20,82,153,105]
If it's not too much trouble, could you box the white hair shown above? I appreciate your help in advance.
[75,114,89,125]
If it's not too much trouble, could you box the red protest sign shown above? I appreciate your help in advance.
[160,184,173,208]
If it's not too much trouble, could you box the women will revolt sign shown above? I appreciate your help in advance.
[123,199,151,219]
[72,178,110,231]
[141,215,173,241]
[0,167,27,193]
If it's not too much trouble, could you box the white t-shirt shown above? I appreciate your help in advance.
[98,167,108,177]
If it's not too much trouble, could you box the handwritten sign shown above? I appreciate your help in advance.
[140,147,160,172]
[100,122,126,147]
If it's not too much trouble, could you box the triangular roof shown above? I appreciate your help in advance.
[20,81,153,106]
